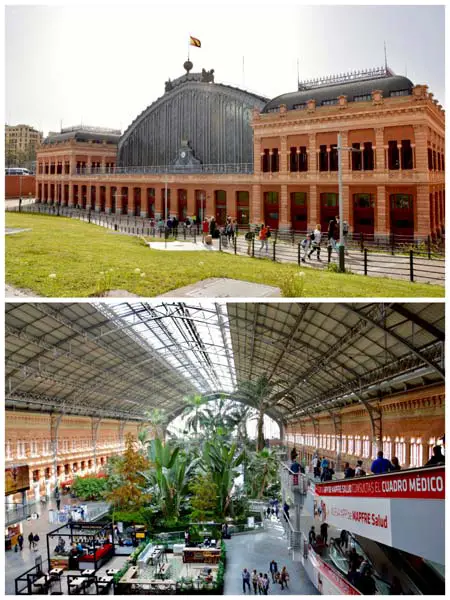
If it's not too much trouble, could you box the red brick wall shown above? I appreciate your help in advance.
[5,175,36,199]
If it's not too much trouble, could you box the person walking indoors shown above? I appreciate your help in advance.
[242,568,251,593]
[251,569,259,594]
[280,566,290,590]
[269,560,278,583]
[17,534,24,551]
[371,450,392,474]
[262,573,270,595]
[28,532,34,549]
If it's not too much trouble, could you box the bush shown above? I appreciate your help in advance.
[111,507,154,527]
[278,270,305,297]
[71,476,107,500]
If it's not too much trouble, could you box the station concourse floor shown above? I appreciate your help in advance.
[4,497,126,595]
[223,519,318,596]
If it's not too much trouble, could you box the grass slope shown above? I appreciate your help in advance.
[5,213,444,298]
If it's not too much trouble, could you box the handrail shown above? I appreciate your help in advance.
[314,463,444,486]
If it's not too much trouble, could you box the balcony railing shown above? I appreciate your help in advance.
[69,163,254,176]
[5,503,32,526]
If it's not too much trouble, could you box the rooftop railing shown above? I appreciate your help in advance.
[71,163,254,176]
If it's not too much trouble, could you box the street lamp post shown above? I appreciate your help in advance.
[337,133,363,273]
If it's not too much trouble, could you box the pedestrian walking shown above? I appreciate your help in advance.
[251,569,259,594]
[242,568,251,593]
[28,532,34,549]
[262,574,270,595]
[258,572,264,595]
[320,522,329,544]
[33,533,40,550]
[280,566,289,590]
[269,560,278,583]
[308,224,322,261]
[259,223,270,256]
[327,216,338,262]
[18,534,24,551]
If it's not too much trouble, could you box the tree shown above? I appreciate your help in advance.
[189,474,219,522]
[247,448,281,499]
[105,433,151,510]
[231,375,278,451]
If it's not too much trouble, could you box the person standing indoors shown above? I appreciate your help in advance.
[269,560,278,583]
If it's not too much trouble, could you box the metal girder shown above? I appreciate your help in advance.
[266,304,309,382]
[390,304,444,342]
[247,305,259,380]
[215,303,237,388]
[343,304,445,379]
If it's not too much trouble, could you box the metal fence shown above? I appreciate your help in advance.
[8,204,445,285]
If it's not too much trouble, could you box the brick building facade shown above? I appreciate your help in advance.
[5,411,141,504]
[35,66,444,241]
[285,383,444,472]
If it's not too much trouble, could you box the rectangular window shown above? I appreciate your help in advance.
[362,437,370,458]
[293,103,306,110]
[262,149,270,173]
[329,145,338,171]
[390,90,410,97]
[390,193,413,209]
[292,192,306,206]
[354,436,362,457]
[388,140,400,170]
[321,192,338,207]
[353,94,372,102]
[265,191,279,204]
[433,150,437,171]
[363,142,374,170]
[401,139,413,170]
[271,149,279,172]
[289,147,298,172]
[347,436,354,455]
[352,143,362,170]
[354,193,374,208]
[428,148,433,170]
[322,98,338,106]
[394,438,406,465]
[319,145,328,171]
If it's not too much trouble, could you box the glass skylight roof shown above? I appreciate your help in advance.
[98,302,237,396]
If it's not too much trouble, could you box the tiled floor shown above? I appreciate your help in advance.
[223,522,318,595]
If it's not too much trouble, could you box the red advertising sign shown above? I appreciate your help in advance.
[310,547,360,595]
[315,467,444,500]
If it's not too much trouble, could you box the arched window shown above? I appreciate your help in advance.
[347,436,354,455]
[331,435,336,451]
[354,435,361,457]
[394,437,406,465]
[382,437,392,459]
[362,436,370,458]
[410,438,423,468]
[341,436,347,454]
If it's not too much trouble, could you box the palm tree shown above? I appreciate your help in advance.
[231,374,278,451]
[248,448,281,499]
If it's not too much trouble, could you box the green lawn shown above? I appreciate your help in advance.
[5,213,444,297]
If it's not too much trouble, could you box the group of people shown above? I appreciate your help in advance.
[301,216,349,263]
[244,224,271,256]
[242,563,290,594]
[202,215,239,244]
[311,455,335,481]
[308,523,329,555]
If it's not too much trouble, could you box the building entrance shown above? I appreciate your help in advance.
[320,192,338,232]
[390,193,414,238]
[264,191,279,229]
[291,192,307,232]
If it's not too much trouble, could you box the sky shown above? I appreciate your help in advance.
[5,3,446,136]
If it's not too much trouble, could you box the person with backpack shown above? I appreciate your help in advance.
[259,223,269,256]
[245,228,255,255]
[33,533,40,550]
[308,224,322,260]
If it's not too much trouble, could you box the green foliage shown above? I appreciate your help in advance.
[278,269,305,297]
[129,542,148,565]
[189,474,219,522]
[142,438,200,521]
[105,433,151,510]
[201,439,244,517]
[71,476,107,500]
[247,448,281,499]
[112,507,154,527]
[6,213,441,298]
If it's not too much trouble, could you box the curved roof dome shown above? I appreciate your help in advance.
[262,74,414,113]
[118,66,268,169]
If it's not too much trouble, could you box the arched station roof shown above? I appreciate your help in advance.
[262,72,413,113]
[5,303,444,425]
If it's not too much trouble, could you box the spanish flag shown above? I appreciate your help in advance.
[189,36,201,48]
